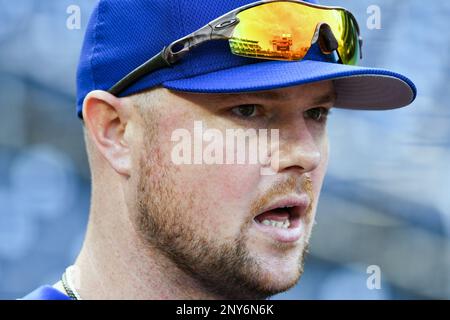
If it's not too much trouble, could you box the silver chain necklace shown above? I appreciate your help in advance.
[61,266,82,300]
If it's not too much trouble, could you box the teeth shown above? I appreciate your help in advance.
[261,219,290,229]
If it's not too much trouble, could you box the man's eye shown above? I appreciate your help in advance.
[230,104,260,118]
[304,107,330,122]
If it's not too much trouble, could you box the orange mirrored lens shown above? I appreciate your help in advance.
[229,2,359,64]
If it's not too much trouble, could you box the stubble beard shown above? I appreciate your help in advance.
[134,122,312,299]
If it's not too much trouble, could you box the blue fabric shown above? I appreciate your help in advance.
[76,0,416,118]
[163,52,416,95]
[20,285,71,300]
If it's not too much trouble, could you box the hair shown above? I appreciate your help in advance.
[128,86,164,119]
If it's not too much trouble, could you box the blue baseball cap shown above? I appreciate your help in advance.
[76,0,417,119]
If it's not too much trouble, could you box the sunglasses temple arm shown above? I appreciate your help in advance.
[108,48,171,96]
[335,50,344,64]
[359,37,363,59]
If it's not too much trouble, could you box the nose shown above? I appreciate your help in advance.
[270,123,323,174]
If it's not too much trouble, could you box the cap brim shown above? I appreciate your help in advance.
[162,60,417,110]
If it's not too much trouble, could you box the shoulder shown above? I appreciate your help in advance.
[20,283,71,300]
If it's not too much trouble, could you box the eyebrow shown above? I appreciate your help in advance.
[310,92,337,106]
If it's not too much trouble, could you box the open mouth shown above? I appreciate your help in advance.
[252,197,309,243]
[253,206,300,229]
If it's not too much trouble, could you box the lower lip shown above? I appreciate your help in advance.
[252,217,303,243]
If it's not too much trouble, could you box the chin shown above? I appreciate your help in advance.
[250,270,302,299]
[250,252,305,296]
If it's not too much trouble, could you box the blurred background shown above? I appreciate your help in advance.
[0,0,449,299]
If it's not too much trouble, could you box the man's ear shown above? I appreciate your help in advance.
[82,90,133,176]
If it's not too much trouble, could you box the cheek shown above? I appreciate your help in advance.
[158,113,262,202]
[202,165,260,201]
[310,138,329,209]
[154,163,262,238]
[154,116,263,233]
[180,164,261,224]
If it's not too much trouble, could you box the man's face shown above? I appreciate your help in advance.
[129,81,334,299]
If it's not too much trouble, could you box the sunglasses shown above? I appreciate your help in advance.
[108,0,363,96]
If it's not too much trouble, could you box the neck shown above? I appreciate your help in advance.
[73,189,222,299]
